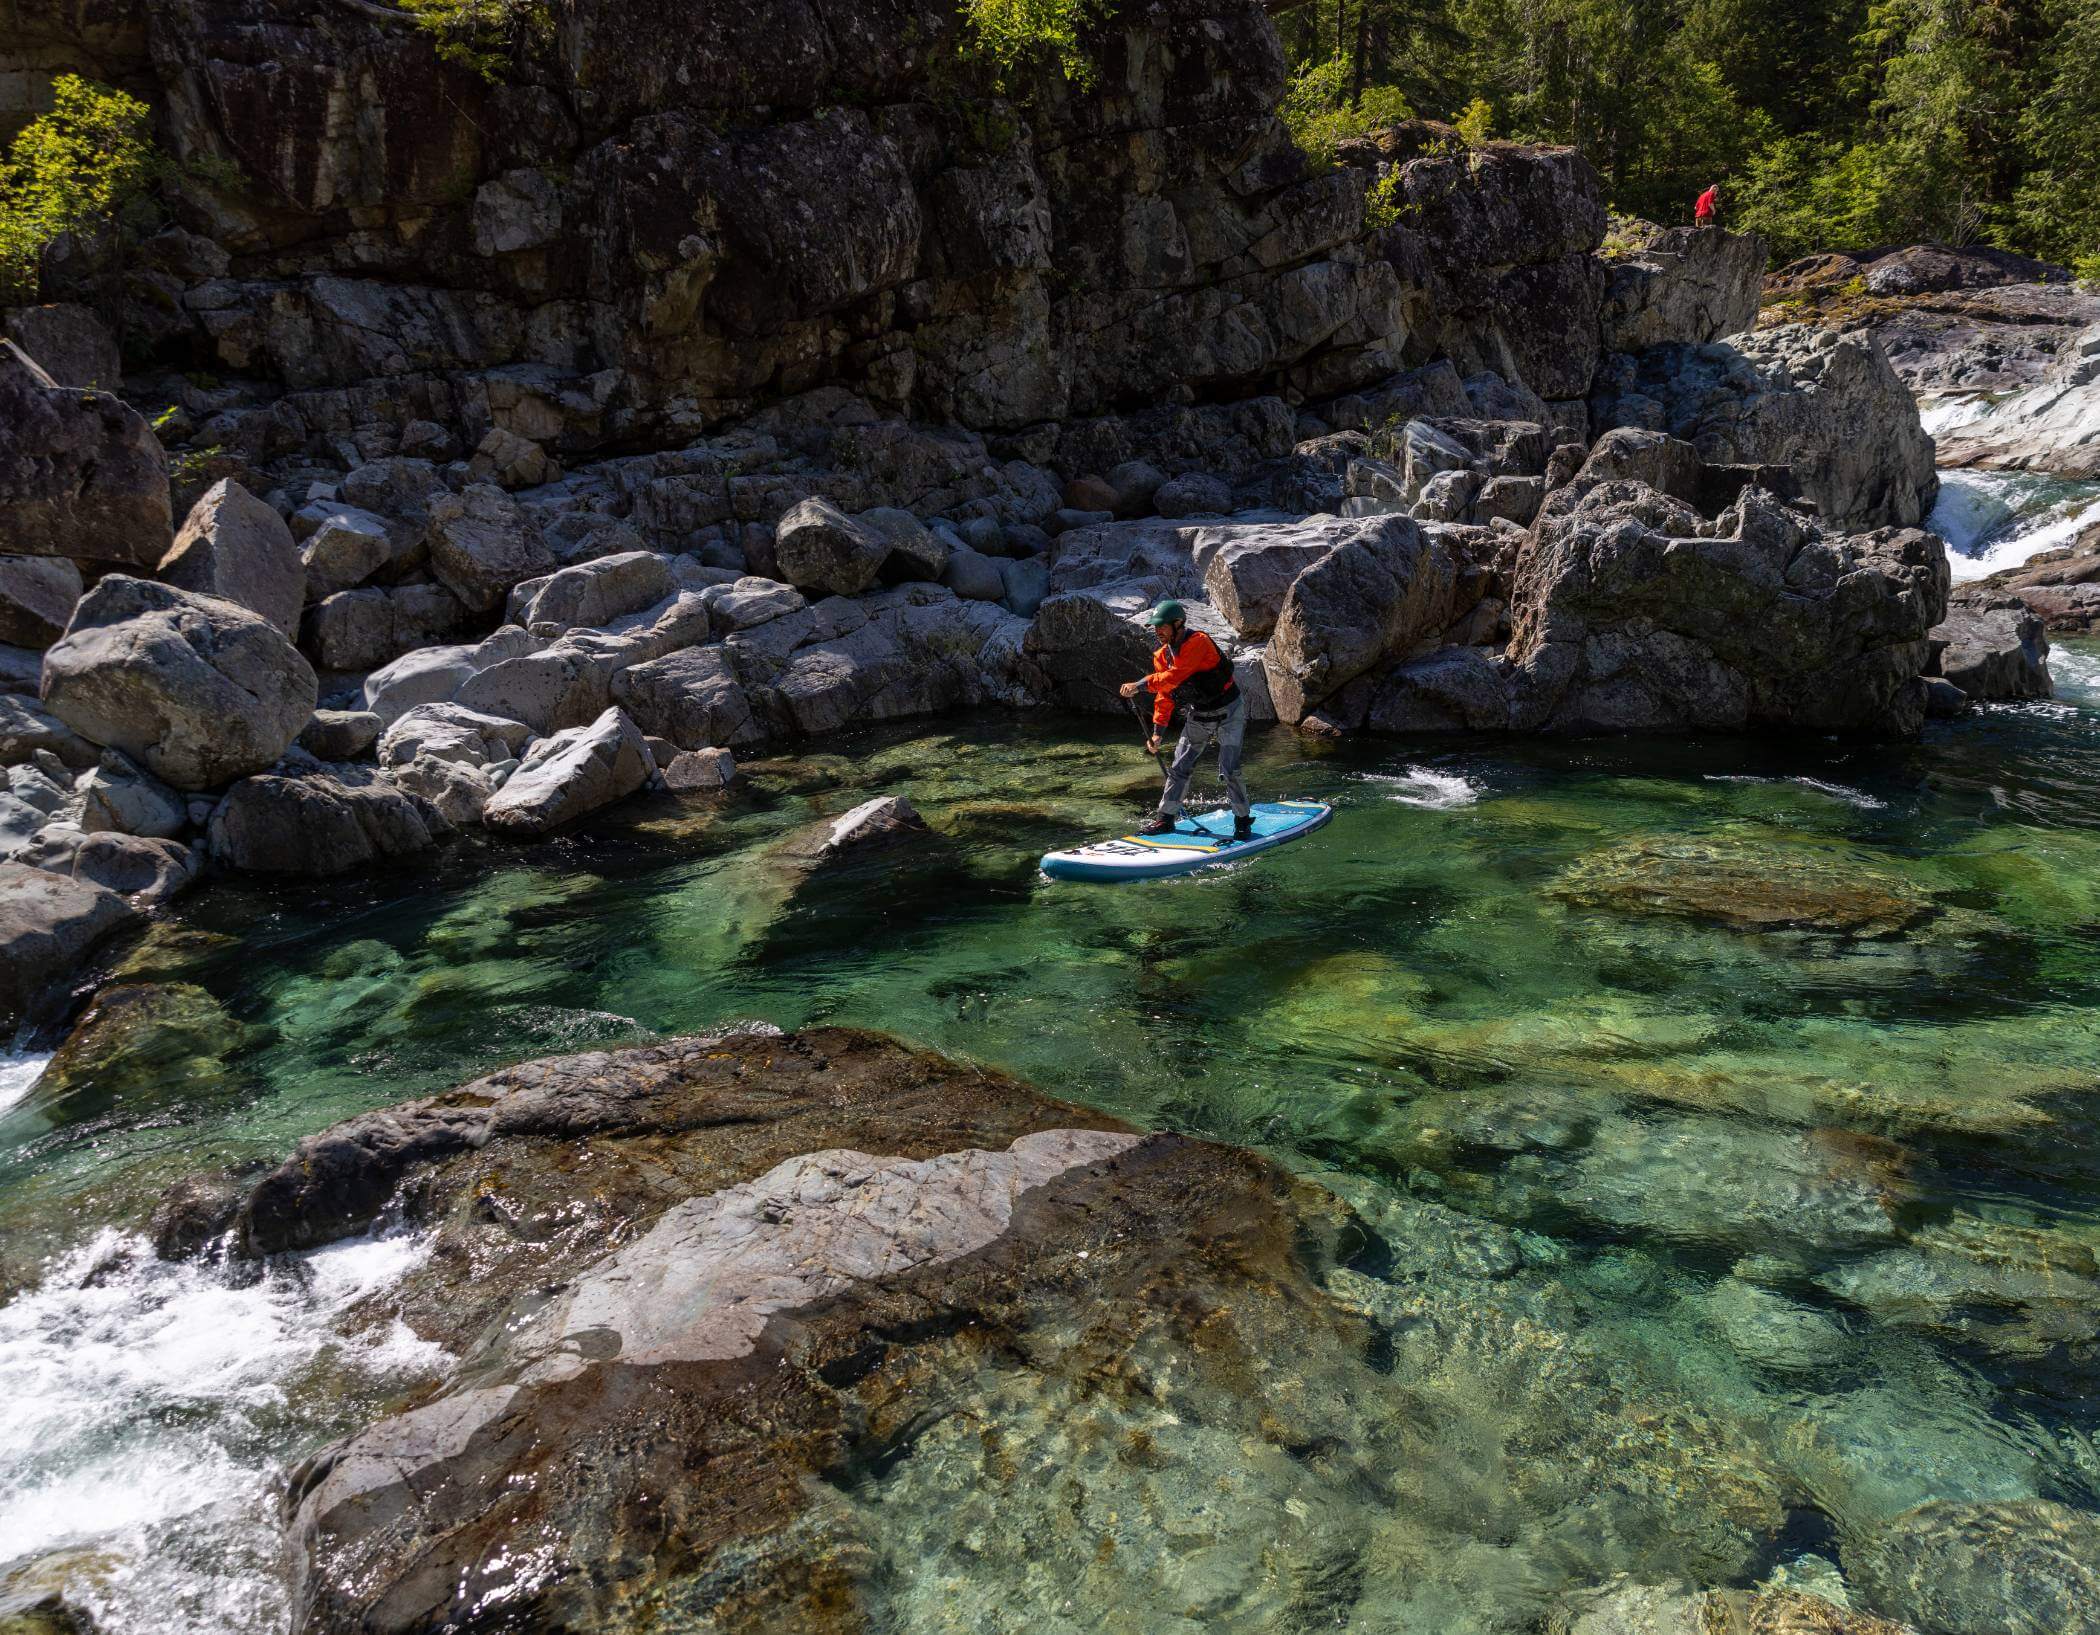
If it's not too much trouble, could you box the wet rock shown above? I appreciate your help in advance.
[481,705,653,835]
[297,709,382,762]
[1552,833,1934,936]
[793,793,928,861]
[423,484,556,614]
[662,747,736,791]
[0,339,170,569]
[156,478,306,636]
[1928,596,2051,701]
[1554,1581,1915,1635]
[1366,644,1512,732]
[151,1174,244,1261]
[1265,515,1459,723]
[1852,1500,2100,1635]
[773,497,893,596]
[39,981,244,1115]
[238,1026,1362,1635]
[208,764,450,875]
[1964,527,2100,634]
[43,577,318,791]
[0,862,137,1029]
[0,556,82,650]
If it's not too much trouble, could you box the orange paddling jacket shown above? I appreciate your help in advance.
[1144,627,1238,728]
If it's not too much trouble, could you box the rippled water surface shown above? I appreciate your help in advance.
[3,643,2098,1631]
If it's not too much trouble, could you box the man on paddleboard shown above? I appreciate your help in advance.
[1118,600,1254,841]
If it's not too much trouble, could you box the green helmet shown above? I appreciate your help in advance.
[1145,599,1186,627]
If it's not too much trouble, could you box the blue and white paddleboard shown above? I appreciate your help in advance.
[1040,800,1333,882]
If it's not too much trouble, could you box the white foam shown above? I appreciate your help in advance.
[2049,643,2100,709]
[0,1051,51,1116]
[1705,774,1887,811]
[1929,471,2100,583]
[1365,768,1481,809]
[0,1227,444,1633]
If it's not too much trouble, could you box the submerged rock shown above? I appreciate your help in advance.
[38,981,245,1113]
[231,1029,1370,1634]
[1851,1499,2100,1635]
[1552,834,1935,937]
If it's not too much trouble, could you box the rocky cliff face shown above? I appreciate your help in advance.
[39,0,1417,451]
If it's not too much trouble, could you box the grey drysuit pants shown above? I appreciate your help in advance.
[1157,694,1250,818]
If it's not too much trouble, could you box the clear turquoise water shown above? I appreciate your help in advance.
[3,642,2098,1631]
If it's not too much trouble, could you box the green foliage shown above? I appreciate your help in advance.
[398,0,553,82]
[1452,96,1493,148]
[1278,0,2099,268]
[1364,168,1405,230]
[959,0,1104,91]
[1280,53,1411,170]
[0,76,157,306]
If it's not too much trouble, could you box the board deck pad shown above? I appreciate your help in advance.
[1040,800,1333,882]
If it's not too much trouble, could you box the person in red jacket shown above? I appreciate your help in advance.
[1117,599,1254,840]
[1695,183,1721,227]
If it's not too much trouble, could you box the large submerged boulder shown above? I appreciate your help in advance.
[209,1027,1367,1635]
[41,577,320,791]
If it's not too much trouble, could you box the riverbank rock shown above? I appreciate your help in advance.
[423,484,556,614]
[773,498,894,596]
[41,578,319,791]
[0,340,171,569]
[156,479,306,636]
[0,861,137,1030]
[1962,524,2100,634]
[481,705,653,835]
[207,764,451,875]
[1926,325,2100,480]
[0,556,82,650]
[1265,515,1459,723]
[1929,596,2052,701]
[223,1028,1367,1635]
[376,703,535,824]
[3,302,122,389]
[1508,483,1947,737]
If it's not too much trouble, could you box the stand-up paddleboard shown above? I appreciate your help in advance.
[1040,800,1333,882]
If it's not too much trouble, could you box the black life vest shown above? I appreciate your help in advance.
[1170,630,1238,714]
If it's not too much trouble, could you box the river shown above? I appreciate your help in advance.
[2,580,2097,1624]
